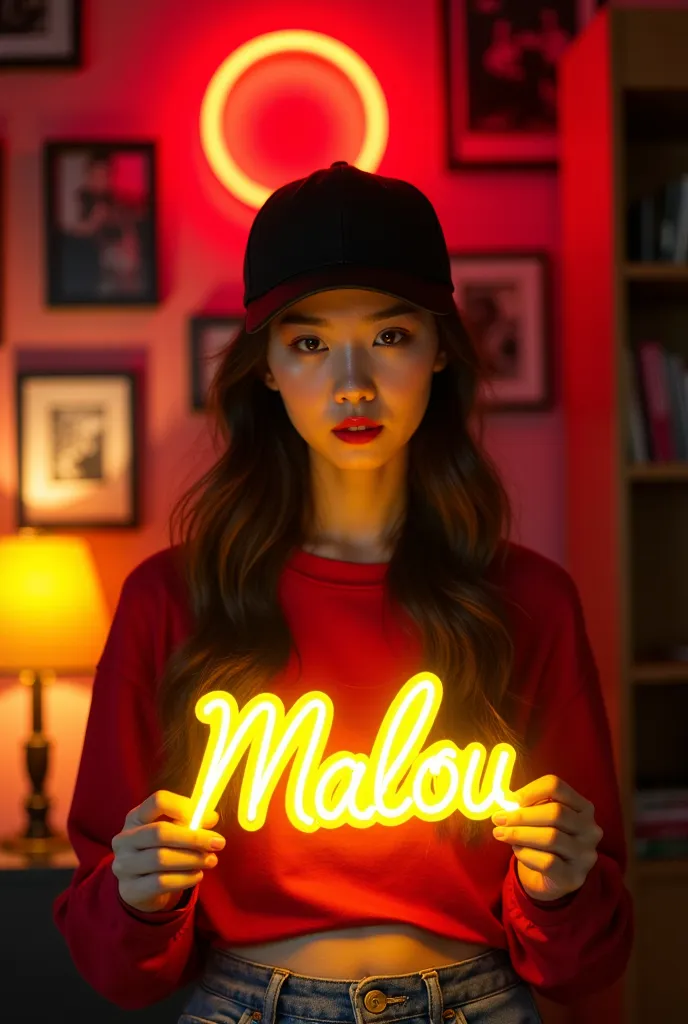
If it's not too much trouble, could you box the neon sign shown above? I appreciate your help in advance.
[188,673,520,832]
[199,30,389,208]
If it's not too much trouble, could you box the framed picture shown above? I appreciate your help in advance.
[45,141,158,305]
[0,0,81,68]
[443,0,596,168]
[450,252,552,411]
[0,143,3,347]
[189,315,243,412]
[16,371,140,528]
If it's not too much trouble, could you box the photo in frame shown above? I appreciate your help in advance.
[0,0,81,68]
[16,370,140,528]
[189,315,243,412]
[0,143,3,347]
[450,252,552,411]
[45,141,158,305]
[442,0,596,168]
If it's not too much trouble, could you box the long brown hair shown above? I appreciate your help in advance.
[153,304,530,845]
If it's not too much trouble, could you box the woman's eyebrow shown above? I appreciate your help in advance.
[276,301,421,327]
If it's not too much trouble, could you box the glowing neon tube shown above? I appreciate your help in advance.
[200,30,389,207]
[188,672,520,832]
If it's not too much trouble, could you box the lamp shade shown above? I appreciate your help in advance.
[0,533,110,673]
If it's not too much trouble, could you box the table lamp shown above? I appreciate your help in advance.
[0,528,110,860]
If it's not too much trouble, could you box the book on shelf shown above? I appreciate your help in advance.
[635,787,688,814]
[627,340,688,462]
[634,789,688,858]
[627,173,688,263]
[635,837,688,859]
[625,347,649,462]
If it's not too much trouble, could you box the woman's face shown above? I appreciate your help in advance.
[264,288,447,470]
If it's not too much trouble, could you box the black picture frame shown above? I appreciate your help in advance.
[189,315,243,412]
[450,251,553,411]
[442,0,596,169]
[45,140,159,306]
[0,0,82,69]
[16,369,140,528]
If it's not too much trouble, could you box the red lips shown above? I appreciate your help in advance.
[332,417,382,430]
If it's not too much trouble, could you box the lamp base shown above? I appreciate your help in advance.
[1,832,73,860]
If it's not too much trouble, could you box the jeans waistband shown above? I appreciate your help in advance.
[201,946,521,1024]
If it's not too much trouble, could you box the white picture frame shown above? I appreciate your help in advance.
[16,370,139,527]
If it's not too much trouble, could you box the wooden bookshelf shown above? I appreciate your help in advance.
[560,9,688,1024]
[627,462,688,482]
[631,662,688,684]
[636,858,688,882]
[625,262,688,283]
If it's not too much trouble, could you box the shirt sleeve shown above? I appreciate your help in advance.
[52,567,208,1010]
[500,573,634,1004]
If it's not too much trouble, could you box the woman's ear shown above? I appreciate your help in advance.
[264,372,279,392]
[433,349,448,373]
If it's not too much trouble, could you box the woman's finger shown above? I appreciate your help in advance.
[513,844,591,892]
[514,775,593,814]
[494,825,578,858]
[495,803,579,835]
[122,870,204,903]
[512,844,566,878]
[115,846,216,878]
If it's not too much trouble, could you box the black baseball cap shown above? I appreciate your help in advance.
[243,161,456,334]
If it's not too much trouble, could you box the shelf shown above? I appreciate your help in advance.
[625,263,688,282]
[628,463,688,482]
[635,858,688,883]
[562,10,688,1021]
[625,263,688,299]
[632,662,688,684]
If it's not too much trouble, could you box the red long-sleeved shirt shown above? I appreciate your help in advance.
[53,541,633,1010]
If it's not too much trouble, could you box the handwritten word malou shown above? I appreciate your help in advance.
[188,672,520,833]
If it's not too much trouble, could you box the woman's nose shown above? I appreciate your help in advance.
[331,350,377,403]
[333,379,377,404]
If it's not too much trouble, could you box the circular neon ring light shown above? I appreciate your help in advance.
[200,30,389,208]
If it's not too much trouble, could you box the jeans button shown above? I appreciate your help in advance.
[364,990,388,1013]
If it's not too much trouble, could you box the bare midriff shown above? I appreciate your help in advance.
[224,925,493,980]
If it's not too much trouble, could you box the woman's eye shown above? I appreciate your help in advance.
[292,336,325,354]
[290,329,408,354]
[377,329,407,346]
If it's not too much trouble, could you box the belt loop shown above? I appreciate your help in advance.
[261,966,291,1024]
[420,969,444,1024]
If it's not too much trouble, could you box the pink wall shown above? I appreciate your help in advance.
[0,0,649,840]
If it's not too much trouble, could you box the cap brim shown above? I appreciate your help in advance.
[244,266,455,334]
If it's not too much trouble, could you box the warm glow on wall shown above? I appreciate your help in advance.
[188,672,520,833]
[199,30,389,208]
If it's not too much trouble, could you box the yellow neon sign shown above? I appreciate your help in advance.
[199,30,389,208]
[188,673,520,832]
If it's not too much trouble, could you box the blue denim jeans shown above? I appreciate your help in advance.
[178,946,543,1024]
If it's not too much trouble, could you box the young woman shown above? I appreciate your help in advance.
[54,162,633,1023]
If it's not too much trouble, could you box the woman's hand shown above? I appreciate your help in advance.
[112,790,226,914]
[491,774,603,902]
